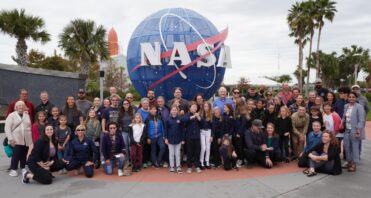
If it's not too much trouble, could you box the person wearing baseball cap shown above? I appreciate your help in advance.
[244,119,271,168]
[76,88,93,119]
[351,85,369,116]
[245,86,261,102]
[314,78,329,101]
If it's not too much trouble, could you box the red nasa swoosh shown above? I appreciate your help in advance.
[129,28,228,74]
[147,30,228,90]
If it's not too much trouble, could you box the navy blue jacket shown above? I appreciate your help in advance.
[68,137,98,163]
[234,115,247,136]
[222,113,235,136]
[164,115,184,144]
[334,99,347,118]
[101,133,125,160]
[244,129,267,151]
[212,117,225,139]
[200,116,213,130]
[182,112,201,139]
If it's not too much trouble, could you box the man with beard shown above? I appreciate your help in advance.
[314,79,329,101]
[76,89,93,119]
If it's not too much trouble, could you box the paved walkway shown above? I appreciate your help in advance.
[0,122,370,198]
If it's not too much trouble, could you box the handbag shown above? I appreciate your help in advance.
[123,161,133,176]
[3,137,13,158]
[2,116,24,158]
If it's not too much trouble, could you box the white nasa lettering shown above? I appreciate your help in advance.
[217,45,232,68]
[140,42,161,65]
[196,43,216,67]
[140,42,232,68]
[168,42,191,66]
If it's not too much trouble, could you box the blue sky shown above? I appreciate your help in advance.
[1,0,370,85]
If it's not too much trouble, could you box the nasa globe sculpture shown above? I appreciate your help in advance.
[127,8,231,101]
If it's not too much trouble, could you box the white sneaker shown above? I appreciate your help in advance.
[196,167,202,173]
[21,168,27,174]
[9,170,18,177]
[118,169,124,177]
[187,168,192,174]
[236,160,242,168]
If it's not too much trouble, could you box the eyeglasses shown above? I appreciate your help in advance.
[126,97,133,99]
[123,103,129,105]
[76,129,85,132]
[233,92,240,94]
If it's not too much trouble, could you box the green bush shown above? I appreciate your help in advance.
[365,93,371,102]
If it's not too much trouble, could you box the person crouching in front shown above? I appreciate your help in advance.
[101,122,126,176]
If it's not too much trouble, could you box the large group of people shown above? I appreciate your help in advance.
[3,80,368,185]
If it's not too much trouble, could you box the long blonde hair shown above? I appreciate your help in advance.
[278,106,291,118]
[85,109,99,128]
[201,102,213,121]
[132,113,144,126]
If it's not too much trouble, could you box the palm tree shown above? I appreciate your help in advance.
[302,0,317,96]
[314,0,337,78]
[264,74,292,84]
[288,2,309,91]
[339,45,370,85]
[59,19,109,75]
[0,9,50,66]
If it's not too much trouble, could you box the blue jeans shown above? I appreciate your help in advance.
[151,137,165,166]
[66,160,94,178]
[57,143,69,160]
[103,156,125,175]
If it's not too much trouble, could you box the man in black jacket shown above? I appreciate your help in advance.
[244,119,269,168]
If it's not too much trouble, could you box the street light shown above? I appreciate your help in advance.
[353,53,362,85]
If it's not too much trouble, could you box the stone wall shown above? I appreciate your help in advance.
[0,63,86,113]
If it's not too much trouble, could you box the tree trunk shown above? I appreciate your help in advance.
[80,56,90,75]
[15,38,28,67]
[298,40,303,91]
[305,32,314,97]
[315,25,323,79]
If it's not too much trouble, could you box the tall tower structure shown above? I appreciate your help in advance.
[108,27,118,56]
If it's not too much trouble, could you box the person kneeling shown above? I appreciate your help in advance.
[102,122,127,176]
[23,125,66,184]
[298,121,323,168]
[265,123,281,168]
[303,131,342,177]
[219,136,238,171]
[244,119,276,168]
[65,125,99,178]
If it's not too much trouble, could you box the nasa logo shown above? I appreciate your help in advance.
[127,8,231,101]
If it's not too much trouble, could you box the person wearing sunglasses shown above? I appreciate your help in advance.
[231,88,242,106]
[65,125,98,178]
[101,122,126,176]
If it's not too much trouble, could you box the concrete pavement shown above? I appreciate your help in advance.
[0,123,370,198]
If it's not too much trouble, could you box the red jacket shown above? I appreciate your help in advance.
[322,112,342,134]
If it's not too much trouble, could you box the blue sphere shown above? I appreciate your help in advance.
[127,8,226,101]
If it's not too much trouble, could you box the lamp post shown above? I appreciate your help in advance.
[353,54,362,85]
[99,62,104,102]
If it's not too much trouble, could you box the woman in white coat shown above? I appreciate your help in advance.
[5,101,33,177]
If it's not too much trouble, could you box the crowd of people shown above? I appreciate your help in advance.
[3,79,368,185]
